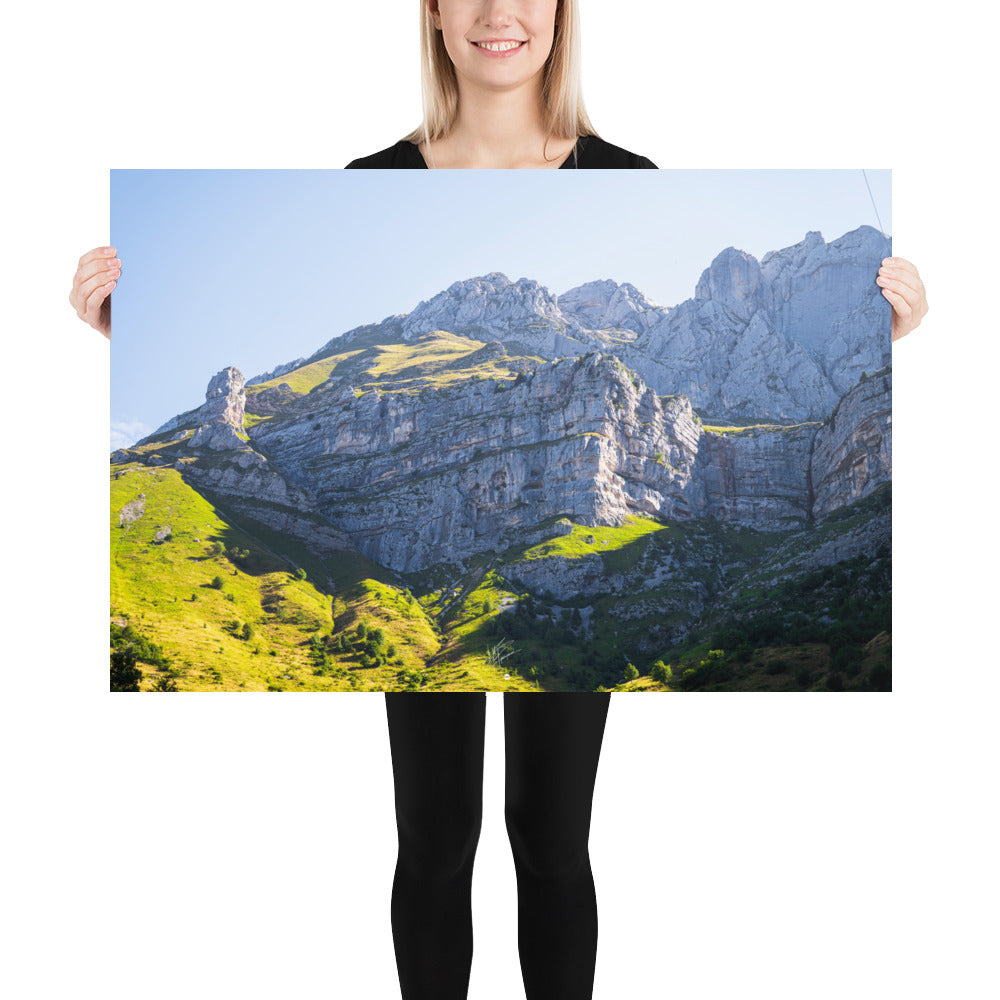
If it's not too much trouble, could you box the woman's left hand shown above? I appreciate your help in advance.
[877,257,928,343]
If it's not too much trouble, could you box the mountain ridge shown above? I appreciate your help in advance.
[110,224,892,692]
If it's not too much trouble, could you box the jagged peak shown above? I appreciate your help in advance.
[695,247,763,308]
[205,366,244,400]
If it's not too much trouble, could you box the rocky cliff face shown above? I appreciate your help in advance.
[697,424,817,528]
[624,227,891,421]
[250,353,701,571]
[811,368,892,517]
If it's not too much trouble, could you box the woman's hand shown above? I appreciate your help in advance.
[69,246,120,340]
[877,257,928,343]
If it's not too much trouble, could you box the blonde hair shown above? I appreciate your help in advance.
[401,0,599,163]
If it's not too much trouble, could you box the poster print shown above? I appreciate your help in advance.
[110,170,891,693]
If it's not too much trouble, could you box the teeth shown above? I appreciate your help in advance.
[476,40,523,52]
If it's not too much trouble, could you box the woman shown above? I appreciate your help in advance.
[72,3,928,998]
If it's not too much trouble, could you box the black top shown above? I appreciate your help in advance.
[345,134,656,169]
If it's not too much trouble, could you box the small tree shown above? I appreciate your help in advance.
[650,660,671,683]
[623,661,639,682]
[210,575,224,589]
[241,623,253,641]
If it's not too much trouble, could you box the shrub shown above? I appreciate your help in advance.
[110,647,142,692]
[210,575,224,589]
[650,660,671,683]
[110,623,170,668]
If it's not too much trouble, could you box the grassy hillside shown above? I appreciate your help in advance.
[111,463,458,691]
[248,330,539,405]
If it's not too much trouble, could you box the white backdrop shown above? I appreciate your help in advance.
[3,2,996,998]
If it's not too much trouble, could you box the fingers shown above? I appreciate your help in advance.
[879,257,927,300]
[77,253,121,287]
[876,272,920,301]
[73,251,121,298]
[878,256,929,343]
[881,287,908,342]
[76,261,120,308]
[84,275,116,324]
[881,256,920,282]
[70,245,120,335]
[77,245,117,269]
[880,286,909,316]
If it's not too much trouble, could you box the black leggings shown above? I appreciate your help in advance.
[385,691,611,1000]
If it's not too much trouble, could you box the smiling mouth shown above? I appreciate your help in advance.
[471,39,527,53]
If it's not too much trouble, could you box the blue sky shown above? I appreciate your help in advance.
[110,169,890,449]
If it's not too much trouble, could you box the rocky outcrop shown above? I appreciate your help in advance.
[189,422,245,451]
[143,366,246,442]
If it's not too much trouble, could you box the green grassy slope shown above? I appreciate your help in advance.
[111,463,450,691]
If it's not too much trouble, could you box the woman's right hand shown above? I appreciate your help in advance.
[69,246,120,340]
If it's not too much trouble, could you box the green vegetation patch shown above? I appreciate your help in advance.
[248,349,366,396]
[519,515,669,574]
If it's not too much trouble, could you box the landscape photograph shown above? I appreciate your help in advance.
[110,169,892,692]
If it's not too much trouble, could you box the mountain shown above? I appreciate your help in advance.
[110,226,892,693]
